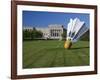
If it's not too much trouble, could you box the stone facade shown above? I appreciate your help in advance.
[48,24,63,39]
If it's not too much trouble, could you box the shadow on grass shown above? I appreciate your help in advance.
[69,46,89,50]
[43,46,89,51]
[45,47,64,50]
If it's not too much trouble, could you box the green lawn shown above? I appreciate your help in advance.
[23,40,89,69]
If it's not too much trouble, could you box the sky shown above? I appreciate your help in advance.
[23,11,90,28]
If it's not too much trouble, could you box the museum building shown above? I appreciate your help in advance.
[23,24,64,39]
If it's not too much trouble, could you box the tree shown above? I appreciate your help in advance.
[80,30,89,41]
[31,29,43,39]
[23,30,32,40]
[23,28,43,40]
[62,29,67,40]
[31,29,37,39]
[35,31,43,38]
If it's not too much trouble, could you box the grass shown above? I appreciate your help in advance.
[23,40,89,69]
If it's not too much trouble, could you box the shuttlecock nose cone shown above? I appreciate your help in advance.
[64,40,72,49]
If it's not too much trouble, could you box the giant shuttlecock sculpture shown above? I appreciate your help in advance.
[64,18,89,49]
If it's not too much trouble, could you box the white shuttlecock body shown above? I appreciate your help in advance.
[67,18,89,42]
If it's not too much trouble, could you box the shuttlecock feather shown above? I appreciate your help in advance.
[64,18,89,49]
[67,18,89,42]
